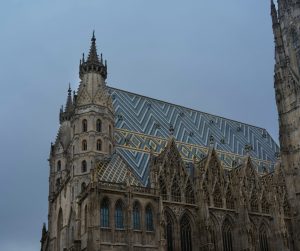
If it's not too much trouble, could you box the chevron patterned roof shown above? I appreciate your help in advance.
[108,87,279,185]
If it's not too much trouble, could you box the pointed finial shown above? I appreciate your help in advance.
[92,30,96,41]
[82,53,85,62]
[68,83,71,92]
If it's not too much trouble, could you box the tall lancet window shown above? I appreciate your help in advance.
[250,192,259,212]
[96,139,102,151]
[259,224,269,251]
[82,140,87,151]
[100,198,109,227]
[180,214,192,251]
[145,205,154,231]
[81,160,87,173]
[222,219,233,251]
[213,184,222,208]
[96,119,102,132]
[57,209,63,251]
[171,176,181,202]
[165,212,174,251]
[82,119,88,132]
[185,179,195,204]
[226,189,235,210]
[115,200,124,229]
[132,201,141,230]
[261,193,270,214]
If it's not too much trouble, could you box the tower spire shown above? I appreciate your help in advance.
[79,31,107,79]
[87,30,100,64]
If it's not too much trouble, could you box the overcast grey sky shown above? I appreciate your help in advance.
[0,0,277,250]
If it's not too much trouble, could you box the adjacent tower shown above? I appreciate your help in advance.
[272,0,300,249]
[45,32,114,251]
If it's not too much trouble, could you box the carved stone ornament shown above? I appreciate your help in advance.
[169,205,184,218]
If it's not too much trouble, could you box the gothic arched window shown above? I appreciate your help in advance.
[145,205,154,231]
[81,160,87,173]
[68,209,75,246]
[171,176,181,202]
[100,198,109,227]
[132,201,141,230]
[180,214,192,251]
[208,223,217,251]
[261,193,270,214]
[259,224,269,251]
[57,160,61,172]
[96,139,102,151]
[82,140,87,151]
[185,179,195,204]
[226,189,235,210]
[165,212,174,251]
[82,119,87,132]
[115,200,124,229]
[213,185,222,208]
[159,176,167,200]
[109,144,112,155]
[96,119,102,132]
[57,209,63,251]
[222,219,233,251]
[250,192,259,212]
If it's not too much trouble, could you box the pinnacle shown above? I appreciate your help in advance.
[65,84,73,112]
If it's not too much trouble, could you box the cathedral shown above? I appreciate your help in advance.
[40,1,300,250]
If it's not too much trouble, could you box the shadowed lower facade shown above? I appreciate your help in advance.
[40,1,300,250]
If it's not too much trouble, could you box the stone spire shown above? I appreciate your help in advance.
[79,31,107,80]
[59,85,74,123]
[65,83,73,112]
[87,31,100,64]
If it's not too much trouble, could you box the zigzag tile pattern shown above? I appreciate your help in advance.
[108,87,279,185]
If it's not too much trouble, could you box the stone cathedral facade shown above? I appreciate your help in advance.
[40,1,300,251]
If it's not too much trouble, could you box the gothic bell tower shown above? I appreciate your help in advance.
[271,1,300,249]
[71,31,115,177]
[45,32,115,251]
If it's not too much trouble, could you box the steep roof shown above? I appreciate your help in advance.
[108,87,279,185]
